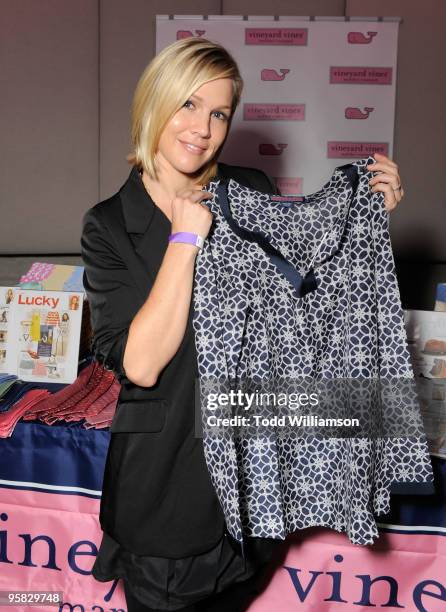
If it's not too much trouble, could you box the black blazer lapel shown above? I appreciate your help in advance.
[120,167,174,292]
[95,194,154,304]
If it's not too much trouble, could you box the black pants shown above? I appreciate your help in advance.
[123,564,269,612]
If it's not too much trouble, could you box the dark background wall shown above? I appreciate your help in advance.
[1,0,445,309]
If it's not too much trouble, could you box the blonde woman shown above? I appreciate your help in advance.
[81,38,404,611]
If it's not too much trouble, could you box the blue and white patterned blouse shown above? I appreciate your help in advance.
[192,156,434,552]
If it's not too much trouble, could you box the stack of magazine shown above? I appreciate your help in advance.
[404,291,446,459]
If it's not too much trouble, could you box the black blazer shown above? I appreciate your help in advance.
[80,163,279,558]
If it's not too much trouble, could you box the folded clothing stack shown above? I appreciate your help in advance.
[0,361,120,437]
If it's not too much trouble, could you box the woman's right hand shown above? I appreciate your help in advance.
[170,188,214,239]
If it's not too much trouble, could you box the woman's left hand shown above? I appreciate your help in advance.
[367,152,404,212]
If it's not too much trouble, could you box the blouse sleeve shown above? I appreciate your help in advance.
[81,207,133,382]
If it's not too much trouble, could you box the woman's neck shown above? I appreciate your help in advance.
[140,169,203,223]
[141,168,203,199]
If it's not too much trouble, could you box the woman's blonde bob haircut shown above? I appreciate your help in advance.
[127,37,243,186]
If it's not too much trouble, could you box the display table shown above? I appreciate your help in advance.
[0,421,444,611]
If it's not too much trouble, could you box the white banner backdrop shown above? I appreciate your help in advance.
[156,15,400,196]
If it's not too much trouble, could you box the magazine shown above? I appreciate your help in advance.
[0,287,84,384]
[404,309,446,459]
[404,309,446,378]
[435,282,446,312]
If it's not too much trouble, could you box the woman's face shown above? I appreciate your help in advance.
[156,77,233,177]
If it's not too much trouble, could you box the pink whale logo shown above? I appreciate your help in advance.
[347,31,378,44]
[259,143,288,156]
[261,68,291,81]
[176,29,206,40]
[345,106,375,119]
